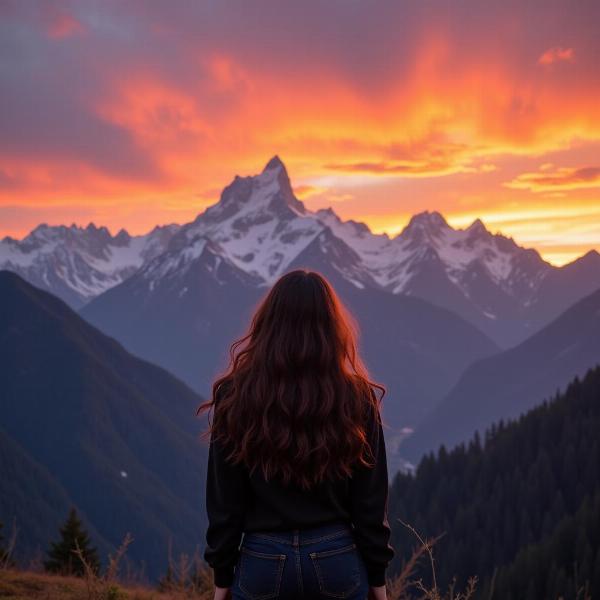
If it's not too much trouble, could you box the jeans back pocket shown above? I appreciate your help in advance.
[309,542,362,598]
[237,546,286,600]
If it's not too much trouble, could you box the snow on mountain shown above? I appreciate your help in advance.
[168,155,324,281]
[392,212,549,293]
[4,155,599,346]
[315,207,549,297]
[130,155,598,347]
[0,156,554,312]
[148,156,549,305]
[0,222,179,307]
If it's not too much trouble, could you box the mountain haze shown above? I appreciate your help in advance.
[4,156,600,347]
[0,271,208,579]
[80,159,499,436]
[0,223,179,308]
[0,425,113,565]
[401,284,600,461]
[389,364,600,598]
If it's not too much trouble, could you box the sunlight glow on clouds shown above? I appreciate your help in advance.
[505,165,600,192]
[0,0,598,265]
[538,47,575,66]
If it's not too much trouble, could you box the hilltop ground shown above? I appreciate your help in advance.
[0,568,212,600]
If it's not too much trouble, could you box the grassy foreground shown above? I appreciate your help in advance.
[0,567,212,600]
[0,522,477,600]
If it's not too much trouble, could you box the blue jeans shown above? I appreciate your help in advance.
[231,520,369,599]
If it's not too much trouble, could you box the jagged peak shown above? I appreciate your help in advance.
[409,210,449,228]
[114,228,131,243]
[27,223,63,240]
[316,207,340,220]
[262,155,286,173]
[561,248,600,269]
[466,217,489,235]
[31,222,50,231]
[147,224,162,235]
[395,210,450,240]
[203,155,305,219]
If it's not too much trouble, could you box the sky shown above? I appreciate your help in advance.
[1,0,599,265]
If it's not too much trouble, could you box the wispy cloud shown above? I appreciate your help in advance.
[0,0,599,263]
[505,164,600,192]
[323,160,459,177]
[292,184,324,199]
[538,46,575,66]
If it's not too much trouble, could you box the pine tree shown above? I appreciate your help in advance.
[388,363,600,597]
[44,507,100,576]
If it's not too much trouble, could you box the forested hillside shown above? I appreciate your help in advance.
[388,363,600,599]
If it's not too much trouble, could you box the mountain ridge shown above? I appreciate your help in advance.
[4,156,600,346]
[401,282,600,461]
[0,222,179,308]
[0,270,209,579]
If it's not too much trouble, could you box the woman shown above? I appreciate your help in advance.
[197,269,394,600]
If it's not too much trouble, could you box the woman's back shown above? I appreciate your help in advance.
[198,269,394,599]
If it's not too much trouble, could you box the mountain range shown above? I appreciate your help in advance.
[78,158,501,438]
[4,156,600,348]
[388,364,600,598]
[3,155,600,473]
[0,222,179,308]
[3,155,600,589]
[401,283,600,461]
[0,271,208,578]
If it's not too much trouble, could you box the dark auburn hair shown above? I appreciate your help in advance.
[196,269,386,490]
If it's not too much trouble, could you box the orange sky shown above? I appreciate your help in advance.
[1,1,599,265]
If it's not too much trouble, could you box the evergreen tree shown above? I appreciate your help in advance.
[388,363,600,598]
[44,507,100,576]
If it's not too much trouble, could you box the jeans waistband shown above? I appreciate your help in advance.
[244,520,354,546]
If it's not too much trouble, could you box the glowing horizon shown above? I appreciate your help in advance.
[1,1,599,266]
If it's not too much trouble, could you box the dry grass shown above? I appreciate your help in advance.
[0,517,475,600]
[0,526,215,600]
[0,567,214,599]
[386,519,477,600]
[154,538,213,597]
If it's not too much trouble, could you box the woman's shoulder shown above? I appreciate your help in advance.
[361,385,384,438]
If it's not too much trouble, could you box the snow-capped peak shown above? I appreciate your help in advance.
[138,157,552,305]
[199,155,306,228]
[466,217,487,234]
[397,210,451,240]
[0,222,180,307]
[262,154,286,173]
[1,155,559,318]
[258,154,306,216]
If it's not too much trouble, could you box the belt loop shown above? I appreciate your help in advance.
[293,528,300,548]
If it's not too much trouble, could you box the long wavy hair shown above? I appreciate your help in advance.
[196,269,386,490]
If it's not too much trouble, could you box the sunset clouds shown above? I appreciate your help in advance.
[506,165,600,192]
[0,0,599,264]
[538,47,575,66]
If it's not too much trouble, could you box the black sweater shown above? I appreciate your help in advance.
[203,391,395,588]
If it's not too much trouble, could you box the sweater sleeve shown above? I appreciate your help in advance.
[349,400,395,587]
[203,418,249,587]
